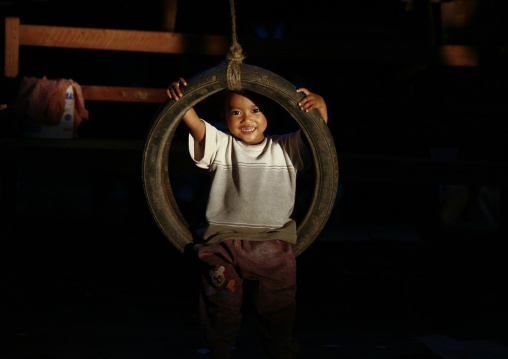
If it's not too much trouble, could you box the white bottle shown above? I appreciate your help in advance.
[58,85,75,139]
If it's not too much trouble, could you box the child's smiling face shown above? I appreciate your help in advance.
[225,92,268,145]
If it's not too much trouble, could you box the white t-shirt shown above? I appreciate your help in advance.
[189,120,311,243]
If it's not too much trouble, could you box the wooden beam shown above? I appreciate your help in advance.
[436,45,478,67]
[18,24,230,56]
[81,85,168,103]
[4,17,20,78]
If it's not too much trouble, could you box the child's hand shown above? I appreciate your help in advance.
[296,88,328,123]
[166,77,204,143]
[167,77,188,100]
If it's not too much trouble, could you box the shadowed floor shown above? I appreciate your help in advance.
[2,213,506,358]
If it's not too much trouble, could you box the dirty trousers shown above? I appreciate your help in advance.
[195,239,298,358]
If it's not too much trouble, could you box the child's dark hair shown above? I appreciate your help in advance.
[222,90,276,121]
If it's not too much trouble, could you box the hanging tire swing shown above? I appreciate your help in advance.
[142,63,338,257]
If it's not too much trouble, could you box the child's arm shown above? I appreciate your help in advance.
[296,88,328,124]
[167,77,206,145]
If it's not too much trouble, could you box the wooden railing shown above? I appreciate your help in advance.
[4,17,233,104]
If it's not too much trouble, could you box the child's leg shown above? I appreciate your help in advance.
[238,240,299,359]
[195,242,243,358]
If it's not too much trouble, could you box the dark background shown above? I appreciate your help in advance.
[1,0,507,358]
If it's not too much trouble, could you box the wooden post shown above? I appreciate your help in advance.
[5,17,20,78]
[161,0,178,32]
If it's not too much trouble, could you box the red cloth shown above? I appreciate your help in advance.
[14,76,89,135]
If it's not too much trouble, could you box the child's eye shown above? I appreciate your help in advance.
[232,110,241,115]
[253,109,261,113]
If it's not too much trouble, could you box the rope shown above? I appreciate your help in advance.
[226,0,245,92]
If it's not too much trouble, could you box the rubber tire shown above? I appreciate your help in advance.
[142,64,338,257]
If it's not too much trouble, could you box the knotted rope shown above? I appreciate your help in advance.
[226,0,246,91]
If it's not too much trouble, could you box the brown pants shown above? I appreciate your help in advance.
[195,239,298,359]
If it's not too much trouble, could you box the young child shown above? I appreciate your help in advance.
[167,77,328,359]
